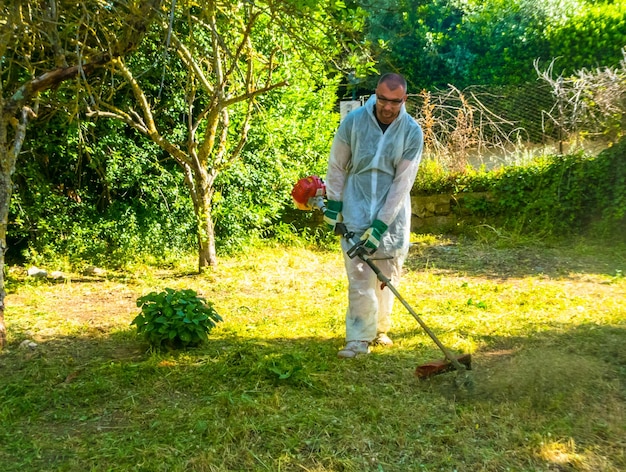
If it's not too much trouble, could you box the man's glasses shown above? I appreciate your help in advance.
[376,95,405,106]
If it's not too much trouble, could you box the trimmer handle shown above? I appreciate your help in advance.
[335,222,371,260]
[334,222,350,239]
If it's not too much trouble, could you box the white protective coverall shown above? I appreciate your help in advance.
[326,94,424,342]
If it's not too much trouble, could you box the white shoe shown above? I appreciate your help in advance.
[372,333,393,347]
[337,341,370,358]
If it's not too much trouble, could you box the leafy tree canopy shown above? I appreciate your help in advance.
[353,0,626,90]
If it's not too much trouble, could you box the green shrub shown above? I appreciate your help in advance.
[489,146,626,236]
[131,288,222,349]
[413,158,495,195]
[412,139,626,239]
[547,3,626,74]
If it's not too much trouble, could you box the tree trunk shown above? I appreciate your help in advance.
[195,182,217,270]
[0,169,11,348]
[0,108,24,349]
[0,130,8,349]
[197,204,218,270]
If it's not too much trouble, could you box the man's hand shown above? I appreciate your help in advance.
[360,219,388,253]
[324,200,343,230]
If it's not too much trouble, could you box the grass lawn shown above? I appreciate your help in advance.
[1,235,625,471]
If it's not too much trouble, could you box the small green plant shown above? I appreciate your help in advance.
[131,288,222,348]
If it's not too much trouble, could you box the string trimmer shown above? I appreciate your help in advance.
[291,176,472,383]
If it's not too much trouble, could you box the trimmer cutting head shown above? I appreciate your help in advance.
[415,353,472,379]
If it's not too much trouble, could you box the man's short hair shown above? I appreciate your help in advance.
[378,73,407,93]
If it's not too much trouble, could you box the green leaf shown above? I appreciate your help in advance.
[132,288,222,349]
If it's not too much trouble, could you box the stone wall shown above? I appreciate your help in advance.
[411,192,493,232]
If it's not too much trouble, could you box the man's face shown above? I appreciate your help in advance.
[374,81,407,124]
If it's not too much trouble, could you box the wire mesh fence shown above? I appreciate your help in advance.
[405,83,561,171]
[346,62,626,171]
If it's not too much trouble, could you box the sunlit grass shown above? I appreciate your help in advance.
[1,237,624,471]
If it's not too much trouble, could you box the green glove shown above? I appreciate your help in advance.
[360,219,388,253]
[324,200,343,230]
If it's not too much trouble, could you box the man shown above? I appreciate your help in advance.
[324,73,424,358]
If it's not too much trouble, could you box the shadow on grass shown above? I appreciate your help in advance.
[3,320,624,401]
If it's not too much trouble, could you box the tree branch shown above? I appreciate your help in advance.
[5,56,110,116]
[221,80,289,108]
[3,0,164,118]
[91,59,193,168]
[170,32,214,95]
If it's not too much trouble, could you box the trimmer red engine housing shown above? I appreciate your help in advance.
[291,175,326,210]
